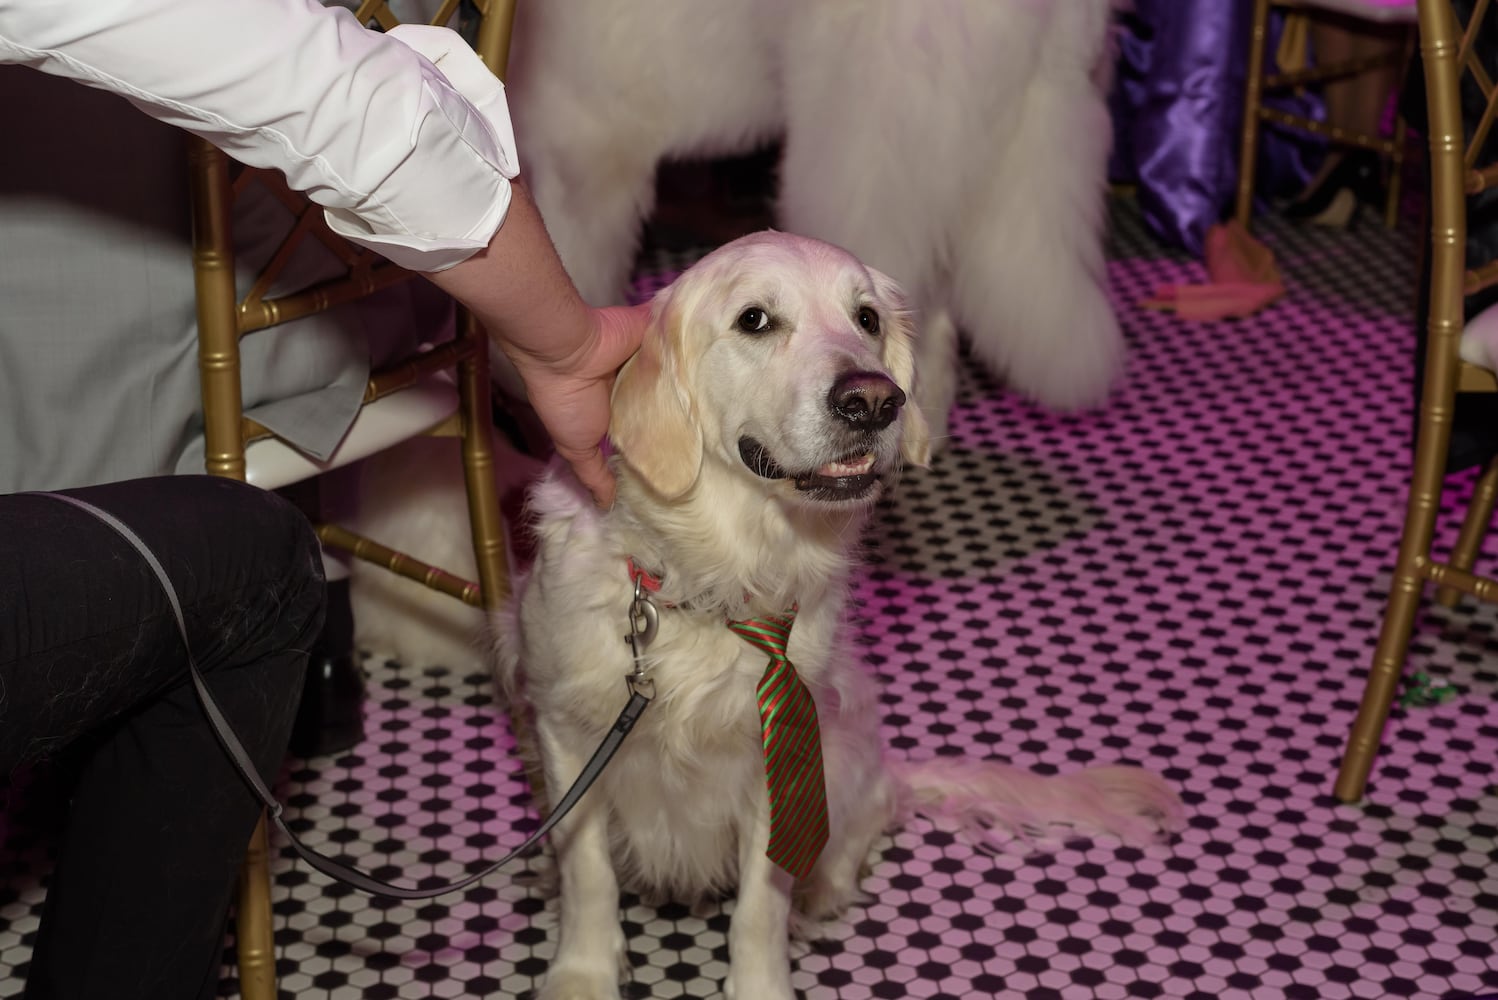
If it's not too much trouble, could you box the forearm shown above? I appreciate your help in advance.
[425,181,596,368]
[428,179,649,509]
[0,0,516,271]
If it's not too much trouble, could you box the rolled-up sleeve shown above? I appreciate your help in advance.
[0,0,518,271]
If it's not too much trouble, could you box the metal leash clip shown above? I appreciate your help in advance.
[624,576,659,699]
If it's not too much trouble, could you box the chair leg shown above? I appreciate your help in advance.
[1336,371,1459,800]
[1335,328,1460,802]
[455,310,510,609]
[1436,456,1498,606]
[1235,0,1273,230]
[1334,563,1425,803]
[1385,113,1408,230]
[235,812,277,1000]
[452,310,550,815]
[1383,26,1417,230]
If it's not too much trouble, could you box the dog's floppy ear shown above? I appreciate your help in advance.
[869,268,932,468]
[609,292,705,499]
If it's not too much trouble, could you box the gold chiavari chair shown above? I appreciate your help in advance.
[1335,0,1498,802]
[1235,0,1417,231]
[187,2,518,995]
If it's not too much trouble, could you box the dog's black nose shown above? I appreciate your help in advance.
[828,371,905,430]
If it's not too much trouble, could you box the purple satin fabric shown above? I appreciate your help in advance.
[1109,1,1321,255]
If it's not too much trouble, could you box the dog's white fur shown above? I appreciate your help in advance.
[494,233,1181,1000]
[506,0,1124,444]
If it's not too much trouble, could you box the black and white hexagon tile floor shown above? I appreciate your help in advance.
[4,196,1498,1000]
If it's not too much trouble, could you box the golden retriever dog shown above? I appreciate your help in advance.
[493,232,1183,1000]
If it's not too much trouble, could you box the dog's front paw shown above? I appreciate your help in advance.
[725,967,794,1000]
[537,966,623,1000]
[797,866,863,922]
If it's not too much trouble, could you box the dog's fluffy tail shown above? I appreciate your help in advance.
[890,758,1186,849]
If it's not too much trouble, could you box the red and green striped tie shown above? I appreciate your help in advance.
[727,610,829,881]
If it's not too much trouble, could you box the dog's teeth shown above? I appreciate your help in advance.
[819,453,875,477]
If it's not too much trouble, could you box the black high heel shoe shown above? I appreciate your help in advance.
[289,577,365,757]
[1284,150,1384,228]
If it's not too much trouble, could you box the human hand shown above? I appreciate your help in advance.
[420,179,648,506]
[502,302,650,507]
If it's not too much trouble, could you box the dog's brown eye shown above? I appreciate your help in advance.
[857,306,881,335]
[737,307,771,333]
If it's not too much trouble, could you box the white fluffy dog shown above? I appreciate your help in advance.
[506,0,1123,443]
[494,233,1181,1000]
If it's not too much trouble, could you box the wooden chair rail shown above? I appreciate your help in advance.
[316,523,484,606]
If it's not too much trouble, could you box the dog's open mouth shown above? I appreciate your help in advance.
[738,437,880,502]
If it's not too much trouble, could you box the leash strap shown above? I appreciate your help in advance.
[36,490,649,900]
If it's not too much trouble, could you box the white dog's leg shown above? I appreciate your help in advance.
[523,142,660,306]
[724,802,795,1000]
[950,2,1122,411]
[536,726,625,1000]
[914,303,959,455]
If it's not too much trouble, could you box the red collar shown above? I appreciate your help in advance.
[627,557,664,594]
[627,558,795,617]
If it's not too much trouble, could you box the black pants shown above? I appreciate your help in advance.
[0,476,326,1000]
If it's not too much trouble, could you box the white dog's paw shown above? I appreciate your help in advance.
[537,926,628,1000]
[797,865,864,922]
[725,968,794,1000]
[913,305,960,456]
[536,966,622,1000]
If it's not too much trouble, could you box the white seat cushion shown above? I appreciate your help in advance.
[245,377,459,491]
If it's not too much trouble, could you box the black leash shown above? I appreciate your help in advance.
[38,491,651,900]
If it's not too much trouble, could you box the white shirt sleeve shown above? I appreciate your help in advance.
[0,0,519,271]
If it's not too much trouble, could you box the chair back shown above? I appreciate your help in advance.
[188,0,512,477]
[1421,0,1498,359]
[1414,0,1498,398]
[187,0,515,608]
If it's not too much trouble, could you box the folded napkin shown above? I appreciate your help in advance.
[1142,220,1286,321]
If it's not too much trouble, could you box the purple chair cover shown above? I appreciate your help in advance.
[1109,0,1322,255]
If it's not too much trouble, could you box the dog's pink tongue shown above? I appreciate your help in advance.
[817,453,875,477]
